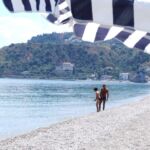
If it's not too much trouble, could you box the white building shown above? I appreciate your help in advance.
[62,62,74,71]
[101,75,113,80]
[119,73,129,80]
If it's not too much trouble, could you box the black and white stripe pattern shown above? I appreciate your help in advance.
[70,0,150,33]
[73,23,150,54]
[46,0,72,24]
[3,0,72,24]
[46,0,150,53]
[3,0,58,12]
[3,0,150,31]
[3,0,150,53]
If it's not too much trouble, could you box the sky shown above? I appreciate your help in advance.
[0,1,72,48]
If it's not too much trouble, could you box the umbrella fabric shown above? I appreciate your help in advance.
[2,0,150,54]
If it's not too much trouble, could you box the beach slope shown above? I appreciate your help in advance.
[0,97,150,150]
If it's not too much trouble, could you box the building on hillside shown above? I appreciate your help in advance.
[129,71,148,83]
[144,67,150,76]
[88,73,97,80]
[55,62,74,75]
[101,75,113,80]
[119,73,129,80]
[62,62,74,71]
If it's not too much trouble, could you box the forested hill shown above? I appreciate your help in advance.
[0,32,150,79]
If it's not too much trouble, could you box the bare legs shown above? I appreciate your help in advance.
[96,100,102,112]
[102,100,106,110]
[96,100,106,112]
[96,101,99,112]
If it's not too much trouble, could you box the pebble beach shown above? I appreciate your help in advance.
[0,96,150,150]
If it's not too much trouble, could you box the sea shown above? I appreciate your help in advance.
[0,78,150,139]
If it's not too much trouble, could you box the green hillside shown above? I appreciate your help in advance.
[0,33,150,80]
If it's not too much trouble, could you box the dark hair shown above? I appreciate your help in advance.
[93,87,98,91]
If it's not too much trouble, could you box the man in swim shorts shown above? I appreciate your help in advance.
[100,84,109,110]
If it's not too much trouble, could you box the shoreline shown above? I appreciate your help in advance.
[0,93,149,141]
[0,79,150,142]
[0,96,150,149]
[1,77,149,83]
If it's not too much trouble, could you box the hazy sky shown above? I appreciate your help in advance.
[0,1,72,48]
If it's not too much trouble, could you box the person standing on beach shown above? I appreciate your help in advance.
[93,88,101,112]
[100,84,109,110]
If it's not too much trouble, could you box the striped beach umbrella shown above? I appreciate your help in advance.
[2,0,150,54]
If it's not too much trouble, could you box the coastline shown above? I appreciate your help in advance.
[0,96,150,150]
[0,79,150,141]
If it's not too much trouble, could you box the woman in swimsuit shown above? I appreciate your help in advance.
[93,87,102,112]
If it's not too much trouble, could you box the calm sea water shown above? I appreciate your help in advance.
[0,78,150,139]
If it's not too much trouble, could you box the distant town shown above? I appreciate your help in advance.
[53,62,149,83]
